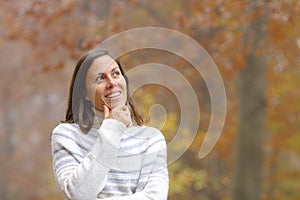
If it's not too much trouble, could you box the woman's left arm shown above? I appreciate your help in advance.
[101,132,169,200]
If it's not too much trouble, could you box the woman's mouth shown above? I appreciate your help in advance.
[105,91,121,99]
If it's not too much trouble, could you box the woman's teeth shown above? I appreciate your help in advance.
[106,91,121,98]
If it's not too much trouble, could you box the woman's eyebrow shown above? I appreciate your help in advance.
[94,67,119,77]
[95,72,104,77]
[111,67,119,72]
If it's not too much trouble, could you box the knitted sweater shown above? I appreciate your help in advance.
[51,119,169,200]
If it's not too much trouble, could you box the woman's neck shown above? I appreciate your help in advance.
[93,108,104,128]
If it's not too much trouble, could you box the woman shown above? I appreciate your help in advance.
[51,48,169,200]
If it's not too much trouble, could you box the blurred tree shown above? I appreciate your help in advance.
[233,1,268,199]
[0,0,300,199]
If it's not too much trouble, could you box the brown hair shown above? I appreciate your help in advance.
[63,48,144,133]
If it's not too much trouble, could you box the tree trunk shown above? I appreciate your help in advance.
[82,0,111,19]
[0,107,14,199]
[233,1,268,200]
[95,0,111,19]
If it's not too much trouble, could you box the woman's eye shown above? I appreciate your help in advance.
[95,76,104,83]
[112,71,121,77]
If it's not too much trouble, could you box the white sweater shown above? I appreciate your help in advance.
[51,119,169,200]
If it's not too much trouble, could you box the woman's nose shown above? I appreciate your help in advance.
[106,76,117,88]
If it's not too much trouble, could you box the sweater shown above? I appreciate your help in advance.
[51,118,169,200]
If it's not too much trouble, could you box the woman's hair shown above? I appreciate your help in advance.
[63,48,144,133]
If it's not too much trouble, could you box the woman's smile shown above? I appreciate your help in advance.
[105,90,121,99]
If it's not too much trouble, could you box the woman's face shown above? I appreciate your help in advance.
[85,55,127,111]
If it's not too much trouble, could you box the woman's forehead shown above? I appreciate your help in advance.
[89,55,119,74]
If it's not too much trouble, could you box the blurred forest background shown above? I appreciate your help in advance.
[0,0,300,199]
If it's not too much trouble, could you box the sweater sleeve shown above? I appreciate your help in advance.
[100,130,169,200]
[51,119,126,200]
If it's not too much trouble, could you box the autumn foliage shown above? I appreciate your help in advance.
[0,0,299,199]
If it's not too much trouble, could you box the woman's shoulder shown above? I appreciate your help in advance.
[134,125,167,152]
[52,122,81,140]
[51,123,92,152]
[132,125,166,140]
[53,122,80,133]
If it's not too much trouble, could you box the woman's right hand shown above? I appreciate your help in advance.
[103,105,132,127]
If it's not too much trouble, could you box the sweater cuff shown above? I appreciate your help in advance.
[100,119,126,148]
[88,119,126,168]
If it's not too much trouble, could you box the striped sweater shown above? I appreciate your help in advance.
[51,118,169,200]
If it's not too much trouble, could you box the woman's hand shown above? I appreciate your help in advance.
[103,105,132,127]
